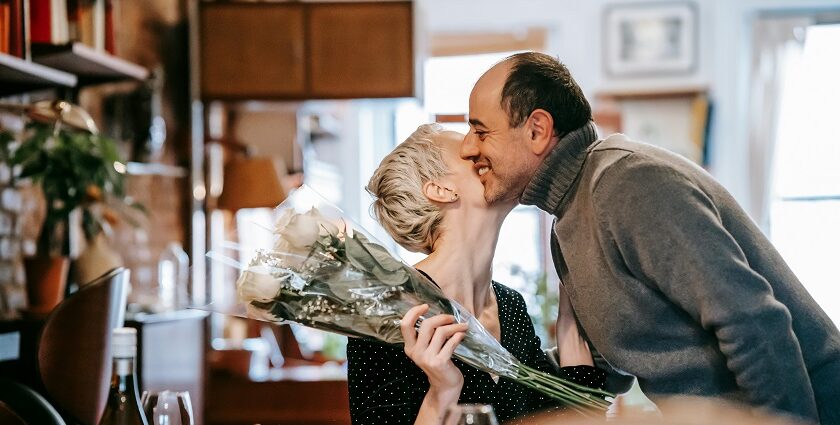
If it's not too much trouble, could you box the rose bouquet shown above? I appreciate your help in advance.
[207,186,612,414]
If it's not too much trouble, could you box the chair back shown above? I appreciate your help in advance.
[0,378,66,425]
[37,267,129,425]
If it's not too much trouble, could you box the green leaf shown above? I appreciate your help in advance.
[3,120,139,252]
[352,233,404,272]
[345,233,408,286]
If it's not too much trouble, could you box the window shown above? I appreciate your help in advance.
[770,23,840,325]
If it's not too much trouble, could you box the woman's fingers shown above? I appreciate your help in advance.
[428,322,469,353]
[439,330,466,359]
[402,309,466,362]
[401,304,429,350]
[415,314,456,349]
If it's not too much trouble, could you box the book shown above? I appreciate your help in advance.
[70,0,105,50]
[1,1,9,54]
[30,0,68,44]
[0,0,28,58]
[67,0,78,40]
[104,0,113,54]
[92,0,103,50]
[9,0,25,57]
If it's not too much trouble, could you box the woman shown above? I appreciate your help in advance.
[347,124,606,424]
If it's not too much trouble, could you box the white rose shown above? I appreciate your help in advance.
[245,303,279,322]
[273,207,340,255]
[273,209,296,234]
[236,265,282,303]
[306,207,340,236]
[284,213,321,248]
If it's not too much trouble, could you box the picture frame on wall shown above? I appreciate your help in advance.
[604,2,697,76]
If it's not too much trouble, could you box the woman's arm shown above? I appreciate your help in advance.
[556,284,594,367]
[401,304,469,425]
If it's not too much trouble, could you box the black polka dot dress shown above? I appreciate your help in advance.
[346,282,607,424]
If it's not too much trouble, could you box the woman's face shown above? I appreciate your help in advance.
[436,130,489,208]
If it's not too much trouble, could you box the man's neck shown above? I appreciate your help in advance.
[520,121,600,214]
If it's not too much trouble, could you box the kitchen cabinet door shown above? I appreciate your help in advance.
[200,3,306,99]
[307,2,413,99]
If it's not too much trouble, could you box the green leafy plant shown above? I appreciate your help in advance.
[1,122,144,256]
[510,266,559,348]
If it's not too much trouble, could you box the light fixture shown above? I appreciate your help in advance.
[217,155,287,211]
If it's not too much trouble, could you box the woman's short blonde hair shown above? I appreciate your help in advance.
[367,123,449,254]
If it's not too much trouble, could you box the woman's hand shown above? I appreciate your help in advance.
[401,304,468,411]
[556,285,594,367]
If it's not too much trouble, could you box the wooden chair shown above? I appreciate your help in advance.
[0,378,66,425]
[37,267,129,425]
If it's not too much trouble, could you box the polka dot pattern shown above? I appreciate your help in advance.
[346,282,607,424]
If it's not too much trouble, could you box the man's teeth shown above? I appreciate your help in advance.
[478,167,490,176]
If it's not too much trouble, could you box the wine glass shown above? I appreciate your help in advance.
[141,390,194,425]
[443,404,499,425]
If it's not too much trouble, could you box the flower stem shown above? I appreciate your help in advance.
[512,364,614,412]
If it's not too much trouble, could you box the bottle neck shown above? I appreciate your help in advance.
[111,356,138,393]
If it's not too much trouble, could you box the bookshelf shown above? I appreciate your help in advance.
[1,43,149,97]
[32,42,149,86]
[0,52,77,96]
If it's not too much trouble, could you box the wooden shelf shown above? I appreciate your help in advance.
[596,85,708,100]
[0,53,77,97]
[32,42,149,86]
[125,162,188,178]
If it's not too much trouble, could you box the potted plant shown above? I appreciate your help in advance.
[1,100,143,313]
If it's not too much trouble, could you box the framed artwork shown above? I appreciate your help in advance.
[604,2,697,76]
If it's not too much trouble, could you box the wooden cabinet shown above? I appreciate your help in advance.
[307,2,413,98]
[198,1,413,100]
[207,371,350,425]
[200,3,306,99]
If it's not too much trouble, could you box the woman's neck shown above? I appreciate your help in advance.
[415,203,513,317]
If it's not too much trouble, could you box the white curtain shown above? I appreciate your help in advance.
[746,16,811,232]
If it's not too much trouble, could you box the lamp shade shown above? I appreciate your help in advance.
[217,156,287,211]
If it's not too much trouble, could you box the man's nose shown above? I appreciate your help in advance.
[460,133,479,160]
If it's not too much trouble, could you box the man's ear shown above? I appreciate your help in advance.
[526,109,556,156]
[423,180,458,204]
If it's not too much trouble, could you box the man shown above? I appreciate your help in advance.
[461,51,840,423]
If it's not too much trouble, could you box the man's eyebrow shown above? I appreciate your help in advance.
[468,118,486,128]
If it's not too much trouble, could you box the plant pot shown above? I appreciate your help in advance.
[24,255,69,314]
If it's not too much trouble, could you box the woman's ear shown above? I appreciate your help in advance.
[423,180,459,204]
[527,109,557,156]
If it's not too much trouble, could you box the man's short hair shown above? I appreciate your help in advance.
[501,52,592,138]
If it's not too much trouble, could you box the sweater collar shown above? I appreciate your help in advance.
[520,121,599,214]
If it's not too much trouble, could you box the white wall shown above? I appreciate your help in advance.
[416,0,840,217]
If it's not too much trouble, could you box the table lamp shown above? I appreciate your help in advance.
[217,156,287,211]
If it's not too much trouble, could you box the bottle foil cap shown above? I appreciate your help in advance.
[112,327,137,358]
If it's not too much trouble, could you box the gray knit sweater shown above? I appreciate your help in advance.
[521,122,840,423]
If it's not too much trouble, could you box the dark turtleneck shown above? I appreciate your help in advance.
[520,121,599,214]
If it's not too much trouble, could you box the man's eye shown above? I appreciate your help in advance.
[475,131,487,140]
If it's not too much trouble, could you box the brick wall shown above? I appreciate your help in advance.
[109,172,186,306]
[0,166,46,319]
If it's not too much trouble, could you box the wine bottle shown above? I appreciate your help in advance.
[98,327,149,425]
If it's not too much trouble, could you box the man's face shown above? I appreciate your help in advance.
[461,63,539,205]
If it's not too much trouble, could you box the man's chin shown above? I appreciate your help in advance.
[482,182,508,205]
[483,180,525,205]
